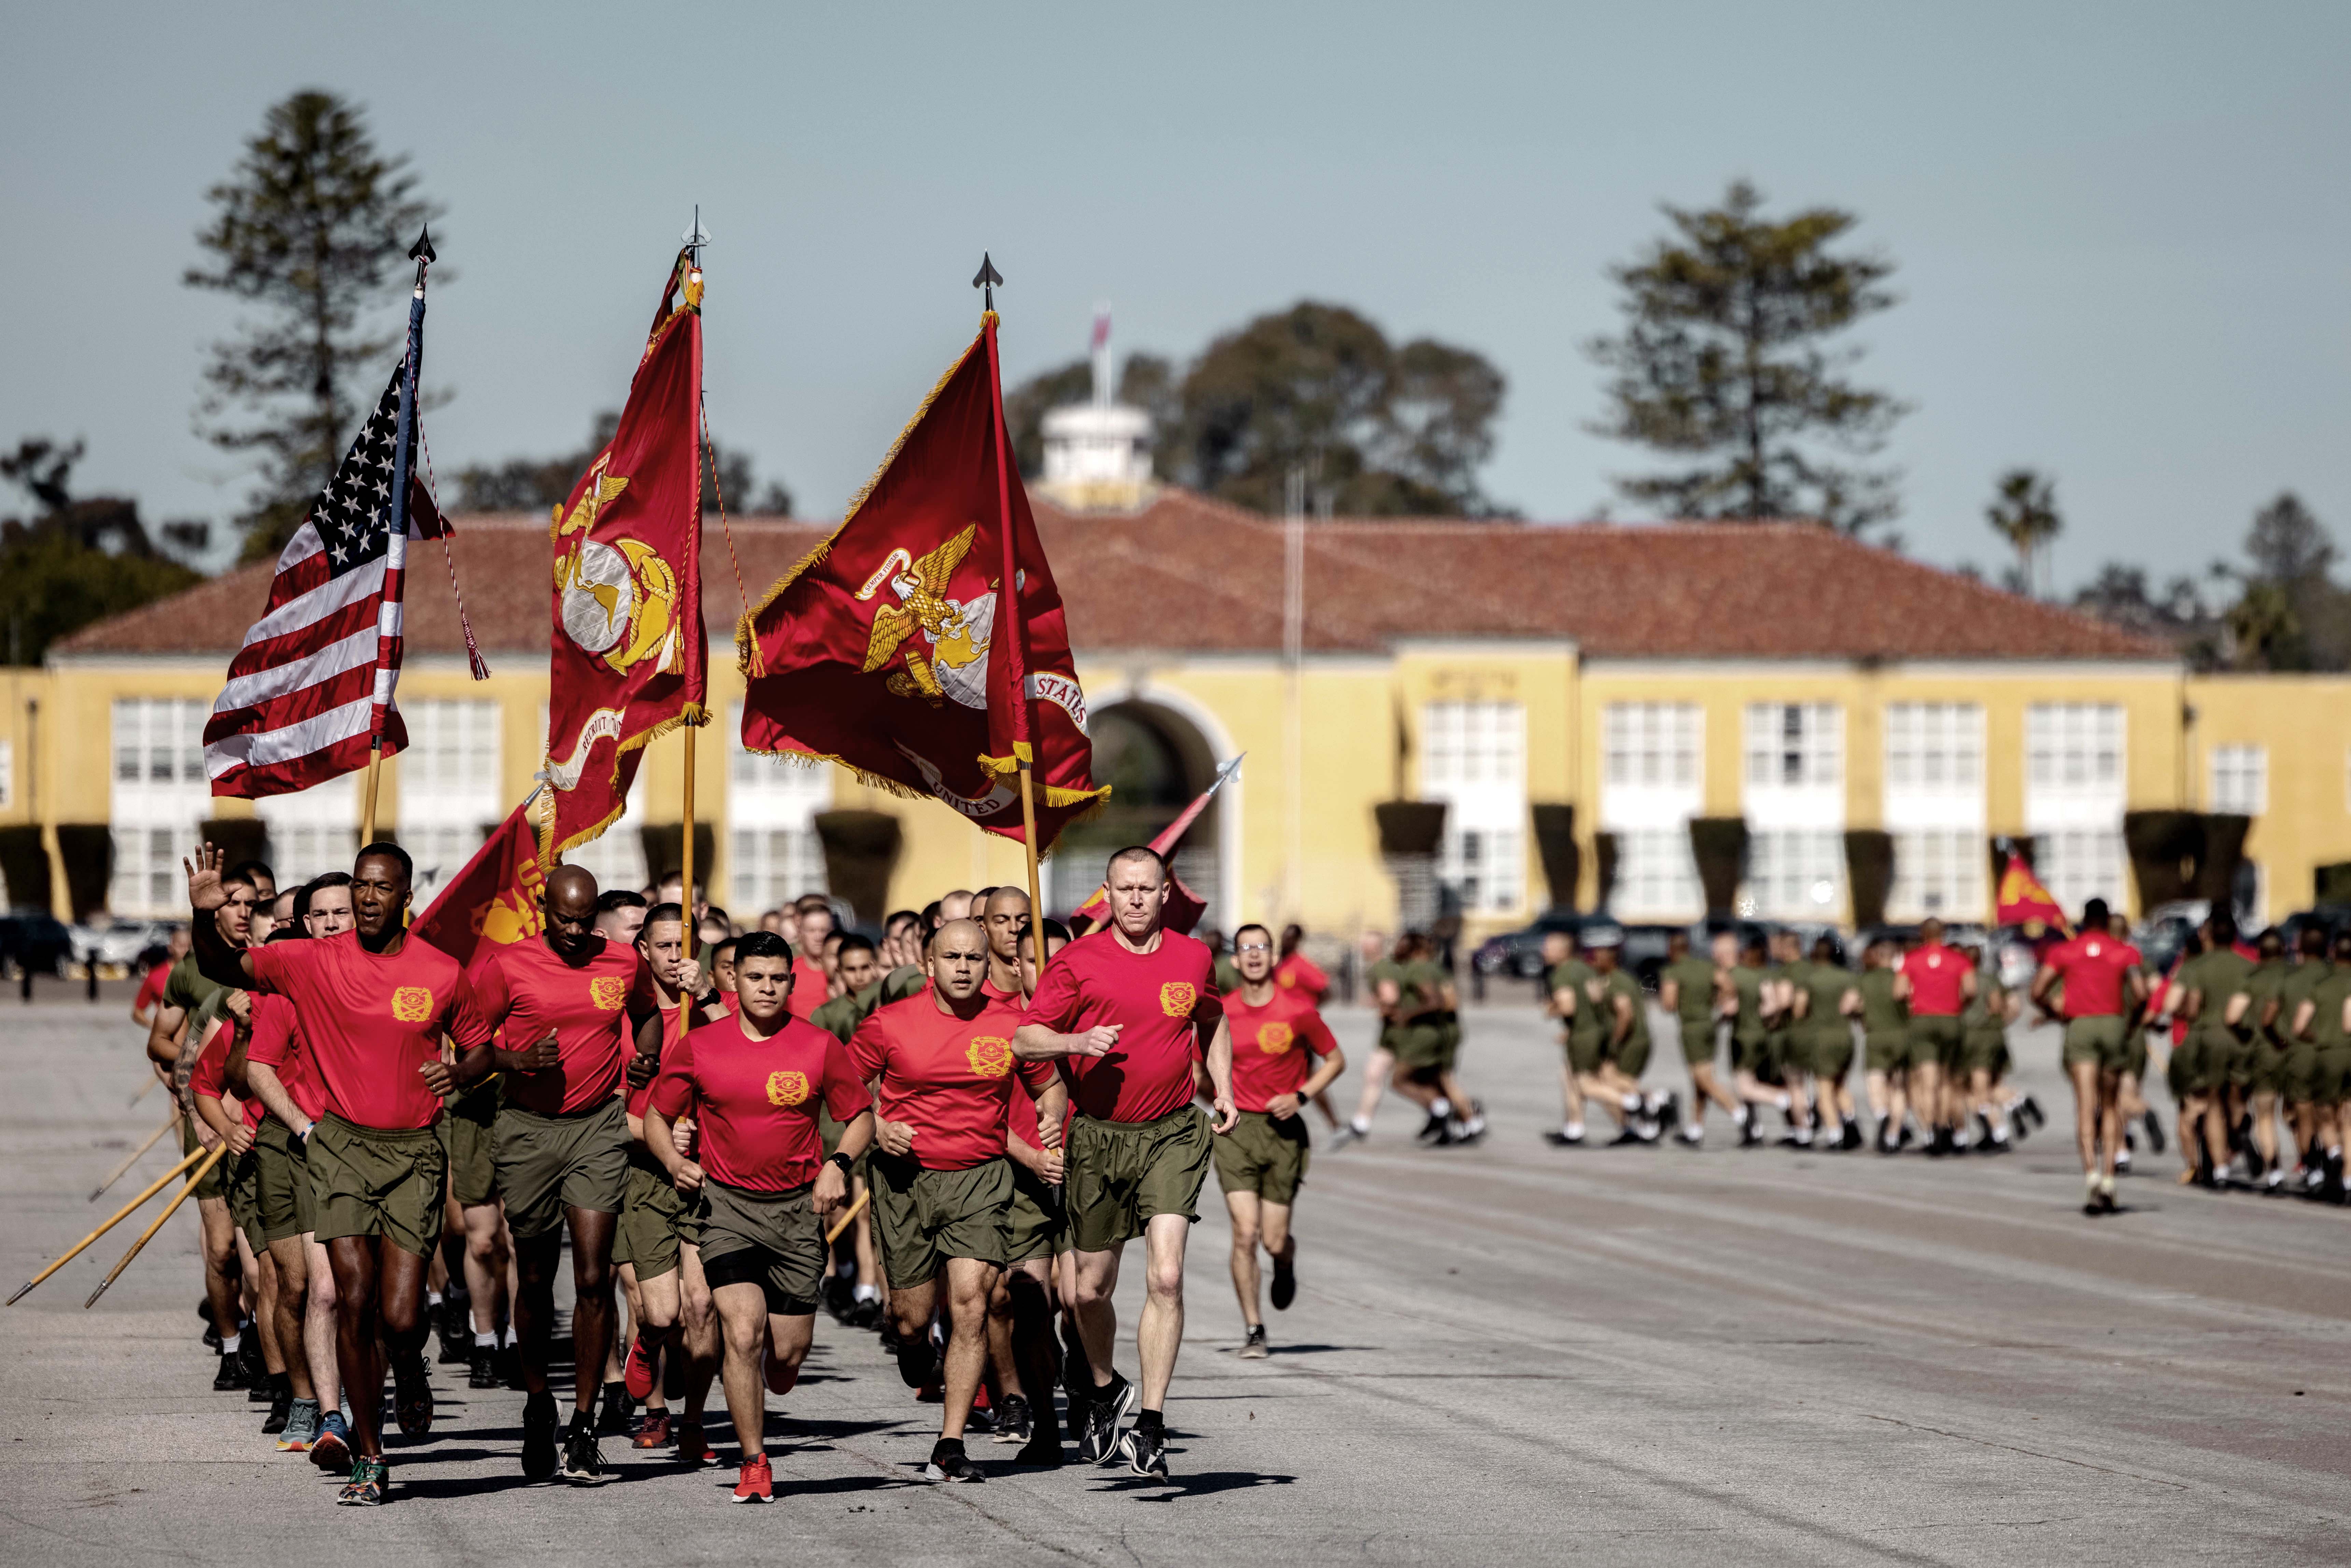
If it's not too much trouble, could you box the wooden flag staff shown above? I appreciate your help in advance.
[90,1104,181,1202]
[84,1143,230,1308]
[8,1142,206,1305]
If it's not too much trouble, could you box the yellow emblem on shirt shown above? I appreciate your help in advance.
[1256,1021,1295,1056]
[589,976,627,1011]
[391,986,433,1023]
[766,1070,811,1108]
[966,1036,1014,1078]
[1160,981,1198,1019]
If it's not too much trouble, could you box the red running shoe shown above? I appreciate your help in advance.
[623,1334,659,1402]
[732,1453,772,1503]
[633,1411,672,1450]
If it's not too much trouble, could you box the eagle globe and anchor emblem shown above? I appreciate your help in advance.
[552,461,682,678]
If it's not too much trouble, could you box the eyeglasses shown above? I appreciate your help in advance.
[1235,943,1272,955]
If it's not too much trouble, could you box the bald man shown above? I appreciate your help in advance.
[458,865,667,1485]
[982,887,1033,1002]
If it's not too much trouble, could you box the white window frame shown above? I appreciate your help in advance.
[109,699,212,916]
[255,775,359,888]
[727,703,833,917]
[399,699,504,902]
[2208,744,2267,816]
[1888,828,1988,922]
[2025,704,2127,915]
[1746,827,1845,920]
[1420,700,1526,916]
[1600,703,1704,919]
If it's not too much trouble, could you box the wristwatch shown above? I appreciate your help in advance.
[826,1152,854,1177]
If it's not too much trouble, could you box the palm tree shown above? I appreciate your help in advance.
[1986,468,2062,598]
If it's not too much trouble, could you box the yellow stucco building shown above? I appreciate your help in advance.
[11,491,2349,944]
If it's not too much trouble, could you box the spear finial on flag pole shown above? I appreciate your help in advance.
[973,252,1003,313]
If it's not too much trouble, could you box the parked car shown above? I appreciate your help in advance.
[1621,923,1683,990]
[0,910,76,978]
[1471,912,1611,979]
[2278,905,2350,952]
[68,918,176,970]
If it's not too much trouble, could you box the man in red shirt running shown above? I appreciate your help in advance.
[457,864,664,1484]
[1894,918,1977,1155]
[131,926,189,1028]
[187,841,494,1507]
[645,931,871,1505]
[2031,898,2148,1213]
[1015,845,1237,1483]
[1217,924,1346,1359]
[850,917,1065,1481]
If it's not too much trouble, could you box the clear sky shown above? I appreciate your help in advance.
[6,1,2346,589]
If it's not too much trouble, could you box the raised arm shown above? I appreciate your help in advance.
[183,844,256,989]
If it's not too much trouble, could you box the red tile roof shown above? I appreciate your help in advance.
[54,488,2167,663]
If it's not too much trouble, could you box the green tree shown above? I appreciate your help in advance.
[2219,492,2347,670]
[1588,180,1907,533]
[1985,468,2062,597]
[1166,302,1506,515]
[0,438,199,665]
[453,412,790,517]
[185,90,441,561]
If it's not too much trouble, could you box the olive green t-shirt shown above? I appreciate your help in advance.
[1767,962,1802,1034]
[2188,949,2254,1043]
[1729,964,1767,1044]
[1661,956,1717,1031]
[1213,955,1244,995]
[1804,964,1854,1035]
[1857,969,1905,1035]
[1601,968,1648,1054]
[2281,960,2331,1041]
[2306,969,2351,1049]
[1548,959,1603,1049]
[2241,960,2288,1047]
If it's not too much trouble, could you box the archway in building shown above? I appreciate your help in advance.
[1047,700,1224,931]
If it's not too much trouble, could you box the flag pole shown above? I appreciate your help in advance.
[85,1143,230,1308]
[679,212,710,1037]
[369,227,436,847]
[361,748,381,842]
[976,255,1046,984]
[8,1143,206,1305]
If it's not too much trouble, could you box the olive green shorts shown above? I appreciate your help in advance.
[254,1117,313,1243]
[2250,1041,2290,1098]
[870,1152,1012,1288]
[1960,1028,2005,1078]
[1812,1024,1856,1080]
[2311,1046,2351,1107]
[225,1146,266,1254]
[1437,1016,1463,1071]
[2061,1015,2130,1075]
[181,1116,229,1202]
[1907,1016,1965,1072]
[1392,1022,1448,1075]
[1764,1029,1794,1080]
[1066,1106,1212,1254]
[2173,1030,2235,1096]
[2280,1042,2321,1104]
[1610,1031,1652,1079]
[1863,1029,1905,1074]
[1212,1109,1310,1205]
[310,1114,447,1258]
[440,1083,499,1208]
[2124,1025,2150,1080]
[1003,1164,1067,1263]
[615,1151,686,1279]
[2221,1034,2257,1091]
[1731,1030,1770,1079]
[1676,1016,1719,1068]
[1565,1028,1606,1077]
[695,1178,823,1314]
[492,1098,628,1243]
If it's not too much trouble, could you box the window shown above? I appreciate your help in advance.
[255,775,358,885]
[727,706,833,916]
[1421,701,1525,914]
[2038,827,2126,915]
[1604,703,1701,790]
[1612,827,1701,919]
[2027,704,2123,793]
[399,701,503,900]
[1885,704,1984,791]
[1889,829,1988,921]
[2209,745,2267,815]
[1744,704,1841,789]
[109,700,212,916]
[1747,829,1844,919]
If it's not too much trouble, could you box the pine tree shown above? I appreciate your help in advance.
[185,91,440,560]
[1588,181,1907,534]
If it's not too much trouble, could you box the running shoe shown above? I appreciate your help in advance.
[212,1349,248,1392]
[309,1412,351,1472]
[924,1437,983,1482]
[674,1419,714,1467]
[1653,1093,1681,1134]
[1676,1125,1704,1148]
[732,1453,773,1503]
[1543,1127,1585,1147]
[498,1343,525,1390]
[1611,1126,1650,1147]
[990,1393,1032,1445]
[563,1413,609,1484]
[623,1333,660,1402]
[277,1398,320,1453]
[436,1300,470,1365]
[1270,1247,1297,1311]
[1840,1120,1863,1152]
[2141,1107,2163,1152]
[522,1389,561,1480]
[1327,1123,1364,1150]
[469,1344,499,1389]
[2096,1175,2118,1213]
[238,1332,267,1390]
[393,1353,433,1438]
[1415,1109,1449,1144]
[336,1457,388,1507]
[633,1411,673,1450]
[848,1295,883,1330]
[1239,1325,1269,1360]
[596,1380,633,1437]
[1739,1115,1764,1149]
[263,1381,293,1433]
[1078,1375,1134,1464]
[1120,1422,1170,1481]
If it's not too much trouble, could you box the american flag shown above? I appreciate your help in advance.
[204,362,441,797]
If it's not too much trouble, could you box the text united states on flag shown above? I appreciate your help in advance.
[204,362,445,797]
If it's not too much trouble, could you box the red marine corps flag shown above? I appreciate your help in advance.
[409,792,548,973]
[543,252,706,861]
[736,292,1105,851]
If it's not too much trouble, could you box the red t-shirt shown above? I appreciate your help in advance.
[982,973,1024,1004]
[2046,934,2142,1019]
[786,956,829,1020]
[1273,952,1329,1002]
[136,960,172,1014]
[242,991,327,1124]
[1898,944,1969,1016]
[190,1016,263,1132]
[847,992,1053,1170]
[1222,986,1340,1113]
[649,1015,867,1192]
[1025,930,1223,1124]
[247,930,493,1131]
[627,1000,686,1119]
[472,937,654,1115]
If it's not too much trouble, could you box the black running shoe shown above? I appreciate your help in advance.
[1543,1127,1585,1147]
[1416,1110,1448,1144]
[470,1345,498,1389]
[924,1437,983,1482]
[596,1380,633,1437]
[848,1295,883,1330]
[1120,1422,1170,1480]
[263,1381,293,1434]
[436,1303,470,1365]
[1239,1324,1269,1359]
[212,1350,248,1392]
[522,1389,561,1480]
[1654,1093,1681,1134]
[1738,1114,1763,1148]
[498,1343,525,1390]
[990,1392,1032,1445]
[2141,1107,2163,1152]
[1270,1247,1297,1311]
[393,1353,433,1439]
[1078,1376,1134,1464]
[562,1414,609,1485]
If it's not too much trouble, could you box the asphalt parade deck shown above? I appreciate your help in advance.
[3,989,2344,1565]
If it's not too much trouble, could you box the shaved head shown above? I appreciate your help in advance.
[929,917,990,1005]
[543,864,601,959]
